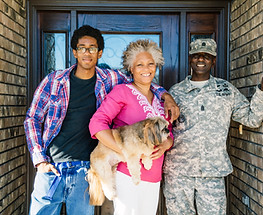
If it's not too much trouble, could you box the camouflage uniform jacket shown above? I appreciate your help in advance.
[163,75,263,177]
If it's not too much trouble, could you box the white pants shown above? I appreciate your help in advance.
[113,171,160,215]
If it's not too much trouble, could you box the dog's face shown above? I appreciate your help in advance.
[143,117,170,146]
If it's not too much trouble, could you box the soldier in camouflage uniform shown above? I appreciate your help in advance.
[163,38,263,215]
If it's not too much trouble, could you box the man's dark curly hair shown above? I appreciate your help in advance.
[70,25,104,51]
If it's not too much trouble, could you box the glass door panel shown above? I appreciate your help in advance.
[43,32,67,76]
[98,33,160,83]
[78,13,179,89]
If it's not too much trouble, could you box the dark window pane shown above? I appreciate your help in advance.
[44,33,66,76]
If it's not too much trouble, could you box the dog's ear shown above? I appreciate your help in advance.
[143,118,161,146]
[154,118,164,144]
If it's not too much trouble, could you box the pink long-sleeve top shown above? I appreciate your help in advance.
[89,83,170,182]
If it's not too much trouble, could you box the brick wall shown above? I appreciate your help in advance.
[0,0,27,214]
[228,0,263,214]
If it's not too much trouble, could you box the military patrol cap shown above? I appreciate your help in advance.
[189,38,217,56]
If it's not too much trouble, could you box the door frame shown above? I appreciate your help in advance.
[26,0,231,213]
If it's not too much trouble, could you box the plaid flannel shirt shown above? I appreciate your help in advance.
[24,64,166,166]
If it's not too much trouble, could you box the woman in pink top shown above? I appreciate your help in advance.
[89,39,173,215]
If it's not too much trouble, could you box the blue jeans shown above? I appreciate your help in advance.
[29,161,94,215]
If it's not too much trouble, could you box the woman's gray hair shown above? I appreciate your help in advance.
[121,39,164,72]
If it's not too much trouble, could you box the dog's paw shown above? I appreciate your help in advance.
[142,158,152,170]
[143,162,152,170]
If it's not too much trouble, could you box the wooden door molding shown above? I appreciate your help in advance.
[28,0,230,11]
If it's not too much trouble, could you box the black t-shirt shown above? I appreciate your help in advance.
[47,70,98,163]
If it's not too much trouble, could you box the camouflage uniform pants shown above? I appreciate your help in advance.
[163,175,226,215]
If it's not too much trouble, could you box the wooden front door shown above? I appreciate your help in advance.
[78,13,180,90]
[37,12,180,90]
[34,11,223,92]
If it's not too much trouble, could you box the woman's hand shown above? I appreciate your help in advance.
[162,93,180,123]
[150,136,173,160]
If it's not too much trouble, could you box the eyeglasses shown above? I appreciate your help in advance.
[76,47,99,54]
[192,54,213,61]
